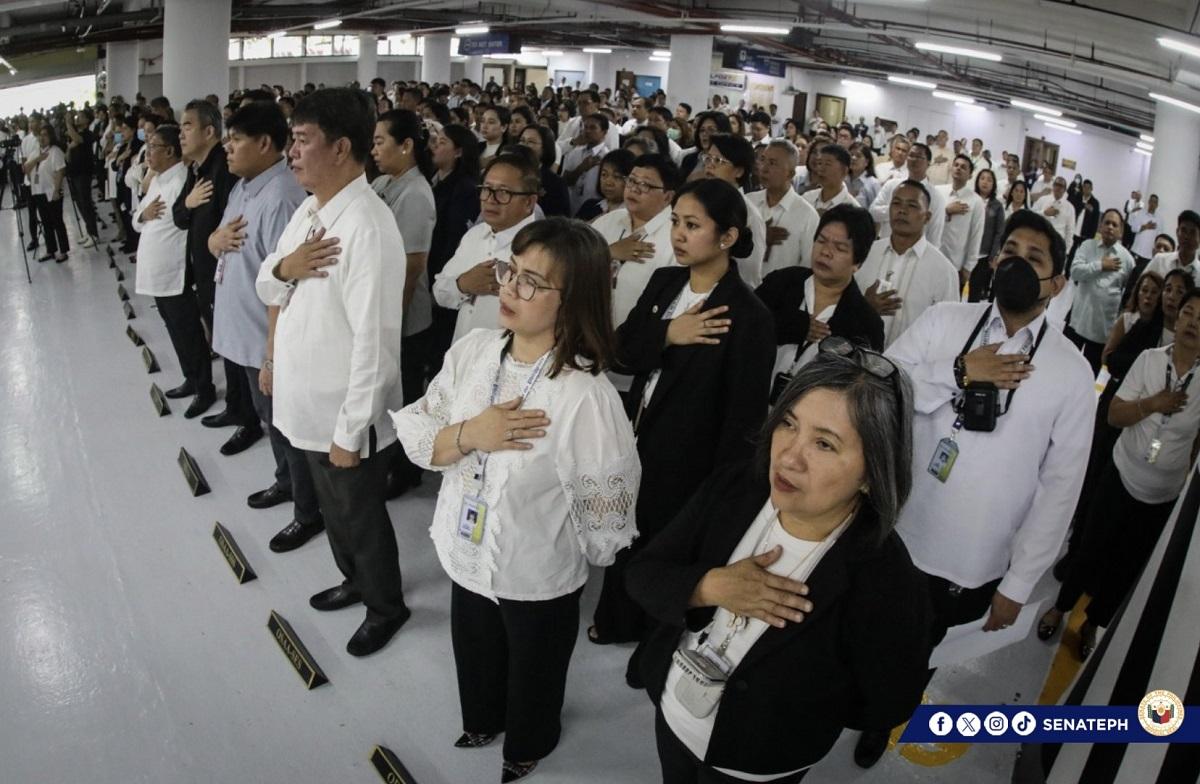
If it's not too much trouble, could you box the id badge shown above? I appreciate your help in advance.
[214,256,226,284]
[457,495,487,544]
[1146,438,1163,464]
[927,437,959,483]
[696,643,734,677]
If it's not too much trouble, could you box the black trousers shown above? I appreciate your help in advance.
[303,440,406,622]
[23,183,39,243]
[655,709,808,784]
[451,581,582,762]
[389,328,433,483]
[155,284,214,393]
[33,194,68,255]
[220,357,259,427]
[116,180,137,250]
[192,255,218,333]
[1063,325,1104,376]
[244,366,321,525]
[1062,390,1122,564]
[68,173,99,238]
[1055,460,1175,627]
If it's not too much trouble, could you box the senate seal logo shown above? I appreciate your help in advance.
[1138,689,1184,737]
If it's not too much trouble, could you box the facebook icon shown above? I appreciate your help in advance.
[928,711,954,737]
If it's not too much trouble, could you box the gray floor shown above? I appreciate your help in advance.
[0,203,1066,784]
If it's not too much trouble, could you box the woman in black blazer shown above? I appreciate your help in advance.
[628,350,931,783]
[428,125,482,374]
[590,178,776,679]
[755,204,883,403]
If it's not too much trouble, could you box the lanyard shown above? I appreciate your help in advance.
[472,344,552,487]
[950,305,1049,430]
[1160,354,1199,425]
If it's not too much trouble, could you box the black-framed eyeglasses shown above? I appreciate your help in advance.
[819,336,897,379]
[494,259,562,301]
[477,185,536,204]
[624,175,664,192]
[701,153,732,168]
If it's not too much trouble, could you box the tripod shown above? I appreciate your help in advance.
[0,148,33,284]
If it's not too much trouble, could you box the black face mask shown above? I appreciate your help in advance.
[992,256,1053,312]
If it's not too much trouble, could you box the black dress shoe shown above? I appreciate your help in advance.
[184,388,217,419]
[454,732,498,748]
[269,519,325,553]
[501,761,538,783]
[38,253,53,262]
[219,425,263,456]
[854,730,890,769]
[201,409,239,428]
[247,483,292,509]
[309,584,364,611]
[346,607,411,657]
[164,380,195,399]
[26,239,37,251]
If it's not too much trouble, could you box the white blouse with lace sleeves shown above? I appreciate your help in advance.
[390,328,642,602]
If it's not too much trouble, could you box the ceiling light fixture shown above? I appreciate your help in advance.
[1135,148,1153,157]
[1043,121,1081,135]
[720,23,791,35]
[649,56,671,62]
[932,90,973,103]
[653,50,671,58]
[956,101,986,111]
[1010,98,1061,116]
[267,30,287,39]
[1149,91,1200,114]
[313,19,342,30]
[455,25,490,36]
[841,79,876,89]
[1140,133,1155,142]
[1034,113,1074,127]
[583,47,612,54]
[1136,141,1155,150]
[888,75,937,89]
[1158,36,1200,59]
[915,41,1002,62]
[541,50,564,56]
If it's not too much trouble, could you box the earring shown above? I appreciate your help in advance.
[860,484,870,495]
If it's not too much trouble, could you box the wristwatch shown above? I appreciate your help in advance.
[953,354,969,389]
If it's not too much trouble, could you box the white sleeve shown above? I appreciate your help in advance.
[925,185,947,247]
[555,381,641,566]
[869,178,893,226]
[963,200,985,272]
[392,333,467,471]
[432,234,477,310]
[885,305,960,414]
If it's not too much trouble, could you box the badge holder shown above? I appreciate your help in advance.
[928,416,962,483]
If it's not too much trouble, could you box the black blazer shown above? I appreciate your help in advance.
[628,462,931,775]
[539,166,571,217]
[1069,193,1101,240]
[617,265,775,538]
[754,268,884,358]
[429,169,481,280]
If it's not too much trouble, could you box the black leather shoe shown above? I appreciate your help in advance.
[309,584,363,611]
[26,239,37,251]
[247,483,292,509]
[201,409,239,428]
[219,425,263,456]
[269,519,325,553]
[1052,553,1072,582]
[854,730,890,769]
[184,387,217,419]
[346,607,411,657]
[164,380,195,399]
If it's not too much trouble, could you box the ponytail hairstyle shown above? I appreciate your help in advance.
[439,123,481,181]
[673,178,754,260]
[377,109,433,178]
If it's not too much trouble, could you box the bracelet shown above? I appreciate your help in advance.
[455,421,470,456]
[262,358,274,371]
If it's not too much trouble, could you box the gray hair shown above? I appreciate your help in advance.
[765,138,799,166]
[184,98,223,136]
[755,352,914,543]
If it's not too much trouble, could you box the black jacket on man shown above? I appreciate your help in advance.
[628,461,931,776]
[1069,192,1101,240]
[427,168,481,369]
[754,267,884,355]
[172,143,238,318]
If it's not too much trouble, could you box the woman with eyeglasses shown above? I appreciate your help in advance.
[680,111,732,183]
[393,217,640,783]
[576,148,634,222]
[627,347,930,784]
[702,133,767,286]
[591,178,775,679]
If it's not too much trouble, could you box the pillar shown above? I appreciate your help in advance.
[667,34,712,120]
[422,34,452,84]
[105,41,139,103]
[162,0,231,109]
[588,53,611,90]
[1146,99,1200,222]
[357,33,378,87]
[463,55,483,85]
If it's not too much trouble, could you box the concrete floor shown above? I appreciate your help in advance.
[0,201,1071,784]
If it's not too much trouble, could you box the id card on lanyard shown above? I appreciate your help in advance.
[1146,356,1199,463]
[457,346,552,545]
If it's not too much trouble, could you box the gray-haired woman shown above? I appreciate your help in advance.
[627,341,931,783]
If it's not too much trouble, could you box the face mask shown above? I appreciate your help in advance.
[113,132,124,144]
[666,127,681,141]
[992,256,1053,312]
[136,128,146,142]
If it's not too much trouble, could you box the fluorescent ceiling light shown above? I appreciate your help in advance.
[486,53,519,59]
[915,41,1002,62]
[541,50,563,56]
[956,101,985,111]
[455,25,490,36]
[932,90,973,103]
[1158,36,1200,59]
[720,23,791,35]
[268,30,287,39]
[1011,98,1061,116]
[1140,133,1155,142]
[1135,148,1153,157]
[653,50,671,58]
[1149,91,1200,114]
[313,19,342,30]
[1035,113,1074,127]
[841,79,876,89]
[1137,141,1155,150]
[1044,121,1081,135]
[583,47,612,54]
[888,75,937,89]
[649,56,671,62]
